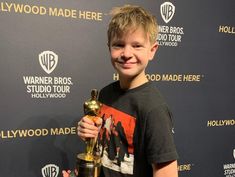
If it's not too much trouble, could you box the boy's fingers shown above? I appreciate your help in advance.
[77,116,102,140]
[77,126,97,138]
[78,119,99,131]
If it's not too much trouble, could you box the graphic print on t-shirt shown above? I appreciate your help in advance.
[99,104,136,174]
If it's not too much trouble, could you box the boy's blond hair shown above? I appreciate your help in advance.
[107,5,158,46]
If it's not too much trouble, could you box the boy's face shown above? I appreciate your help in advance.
[109,27,158,83]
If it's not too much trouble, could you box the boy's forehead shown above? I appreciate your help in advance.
[111,27,149,41]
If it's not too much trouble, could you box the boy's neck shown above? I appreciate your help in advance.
[119,75,149,90]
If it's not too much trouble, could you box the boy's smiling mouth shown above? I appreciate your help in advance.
[116,60,137,68]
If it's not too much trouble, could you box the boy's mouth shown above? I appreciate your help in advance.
[117,57,136,64]
[116,61,137,69]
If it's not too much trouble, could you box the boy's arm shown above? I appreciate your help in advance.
[152,160,178,177]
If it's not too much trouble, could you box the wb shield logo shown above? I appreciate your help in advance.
[160,2,175,23]
[39,51,58,74]
[41,164,59,177]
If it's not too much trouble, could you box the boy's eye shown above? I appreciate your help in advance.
[133,44,142,48]
[112,43,124,48]
[132,43,143,48]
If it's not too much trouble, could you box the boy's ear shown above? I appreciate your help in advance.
[149,42,159,61]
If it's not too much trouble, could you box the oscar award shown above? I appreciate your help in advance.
[76,89,102,177]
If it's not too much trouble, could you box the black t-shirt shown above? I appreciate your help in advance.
[98,81,178,177]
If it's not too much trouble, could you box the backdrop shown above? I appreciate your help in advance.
[0,0,234,177]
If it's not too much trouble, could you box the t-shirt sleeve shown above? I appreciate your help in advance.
[145,104,178,164]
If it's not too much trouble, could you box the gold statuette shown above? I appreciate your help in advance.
[76,89,102,177]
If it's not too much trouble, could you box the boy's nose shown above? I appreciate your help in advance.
[121,46,133,59]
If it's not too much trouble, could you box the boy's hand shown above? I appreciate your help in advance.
[77,116,102,140]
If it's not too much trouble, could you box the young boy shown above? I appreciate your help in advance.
[65,4,178,177]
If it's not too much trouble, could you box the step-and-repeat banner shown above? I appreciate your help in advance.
[0,0,234,177]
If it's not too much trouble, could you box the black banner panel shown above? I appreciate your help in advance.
[0,0,234,177]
